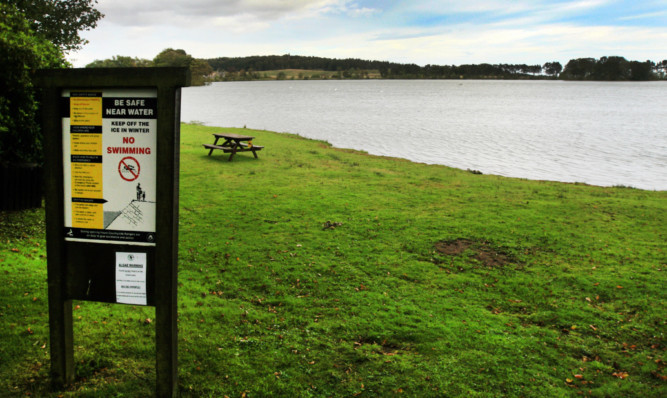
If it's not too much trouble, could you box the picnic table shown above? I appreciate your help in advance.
[203,133,263,161]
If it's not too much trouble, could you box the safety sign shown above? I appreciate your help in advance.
[62,89,157,244]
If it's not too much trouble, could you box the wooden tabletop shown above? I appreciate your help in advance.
[213,133,254,140]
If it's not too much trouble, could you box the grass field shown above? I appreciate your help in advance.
[1,123,665,397]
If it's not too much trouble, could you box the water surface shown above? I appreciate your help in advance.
[182,80,667,190]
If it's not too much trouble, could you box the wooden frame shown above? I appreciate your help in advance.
[35,67,190,397]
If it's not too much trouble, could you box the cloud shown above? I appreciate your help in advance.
[70,0,667,67]
[619,9,667,21]
[95,0,377,27]
[325,20,667,66]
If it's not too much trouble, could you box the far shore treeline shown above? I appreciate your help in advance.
[87,50,667,85]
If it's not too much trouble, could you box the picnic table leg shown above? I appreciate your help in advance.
[208,136,221,156]
[228,142,238,161]
[251,149,259,159]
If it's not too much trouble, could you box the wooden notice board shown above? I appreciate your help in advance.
[35,68,190,397]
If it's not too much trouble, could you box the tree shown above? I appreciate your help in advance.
[560,56,657,81]
[542,62,562,77]
[560,58,596,80]
[594,56,629,80]
[153,49,212,85]
[6,0,103,52]
[86,55,153,68]
[87,50,213,85]
[153,48,193,68]
[1,3,67,164]
[654,60,667,79]
[190,58,213,86]
[628,60,653,81]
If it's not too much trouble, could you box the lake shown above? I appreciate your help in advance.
[181,80,667,190]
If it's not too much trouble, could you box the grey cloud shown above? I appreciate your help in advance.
[98,0,348,26]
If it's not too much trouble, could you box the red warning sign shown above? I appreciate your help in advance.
[118,156,140,181]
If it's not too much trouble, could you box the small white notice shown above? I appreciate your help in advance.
[115,252,147,305]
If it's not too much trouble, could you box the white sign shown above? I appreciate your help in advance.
[115,252,147,305]
[62,89,157,245]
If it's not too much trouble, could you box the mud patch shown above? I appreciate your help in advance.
[434,238,473,255]
[474,247,513,268]
[435,238,517,268]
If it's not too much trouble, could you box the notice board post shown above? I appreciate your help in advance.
[35,68,190,397]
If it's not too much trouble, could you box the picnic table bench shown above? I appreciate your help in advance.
[203,133,263,161]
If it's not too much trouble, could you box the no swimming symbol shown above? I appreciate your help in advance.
[118,156,140,181]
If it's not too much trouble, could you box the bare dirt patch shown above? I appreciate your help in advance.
[435,238,516,268]
[434,239,473,256]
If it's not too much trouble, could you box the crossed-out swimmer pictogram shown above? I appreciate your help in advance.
[118,156,140,181]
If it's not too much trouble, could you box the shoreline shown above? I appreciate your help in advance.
[187,123,665,192]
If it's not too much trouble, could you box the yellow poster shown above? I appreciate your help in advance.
[71,202,104,229]
[71,133,102,155]
[71,162,103,199]
[68,93,104,229]
[70,96,102,126]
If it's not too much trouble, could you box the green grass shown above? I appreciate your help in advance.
[1,123,665,397]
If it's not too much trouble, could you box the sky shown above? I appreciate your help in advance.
[70,0,667,68]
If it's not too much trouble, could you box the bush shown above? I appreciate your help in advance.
[0,3,66,165]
